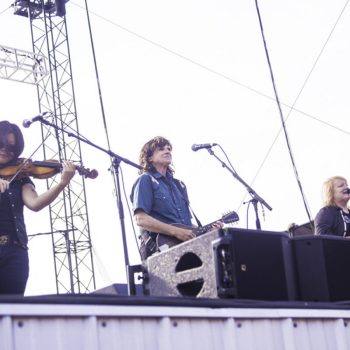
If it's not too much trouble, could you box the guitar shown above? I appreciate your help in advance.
[156,210,239,250]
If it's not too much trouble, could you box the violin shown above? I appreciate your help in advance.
[0,158,98,181]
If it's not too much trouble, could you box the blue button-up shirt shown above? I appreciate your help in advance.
[131,170,192,229]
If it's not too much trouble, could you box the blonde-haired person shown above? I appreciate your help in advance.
[314,176,350,236]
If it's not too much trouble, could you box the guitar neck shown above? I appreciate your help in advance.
[156,210,238,253]
[194,220,217,235]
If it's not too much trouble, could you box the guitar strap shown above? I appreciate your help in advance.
[139,229,159,260]
[173,178,203,227]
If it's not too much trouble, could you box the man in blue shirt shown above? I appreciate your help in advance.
[130,136,196,260]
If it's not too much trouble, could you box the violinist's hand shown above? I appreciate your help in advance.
[60,161,76,186]
[0,178,10,193]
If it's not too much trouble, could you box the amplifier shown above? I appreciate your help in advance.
[143,229,236,298]
[227,227,298,301]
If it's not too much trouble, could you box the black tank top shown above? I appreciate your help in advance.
[0,191,17,236]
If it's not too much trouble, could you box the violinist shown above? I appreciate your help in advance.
[0,120,76,295]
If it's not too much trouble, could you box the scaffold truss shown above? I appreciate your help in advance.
[0,44,48,84]
[7,0,96,294]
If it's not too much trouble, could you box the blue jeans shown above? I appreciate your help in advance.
[0,244,29,295]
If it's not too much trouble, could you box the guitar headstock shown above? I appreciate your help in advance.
[221,210,239,224]
[191,210,240,237]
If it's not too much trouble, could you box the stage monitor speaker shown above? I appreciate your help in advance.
[227,227,298,301]
[144,229,236,299]
[292,235,350,302]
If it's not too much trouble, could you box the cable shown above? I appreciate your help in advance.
[284,0,350,122]
[82,0,112,154]
[245,0,350,220]
[82,0,141,268]
[0,4,11,16]
[254,0,313,226]
[69,1,350,136]
[120,166,143,260]
[240,0,350,217]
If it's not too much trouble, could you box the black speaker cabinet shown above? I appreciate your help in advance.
[144,229,236,298]
[227,227,298,301]
[292,235,350,302]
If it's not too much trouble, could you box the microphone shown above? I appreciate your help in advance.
[191,143,217,152]
[22,112,50,128]
[345,188,350,194]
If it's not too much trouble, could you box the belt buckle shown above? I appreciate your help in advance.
[0,235,9,245]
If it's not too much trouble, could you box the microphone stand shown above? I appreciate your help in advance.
[39,118,141,294]
[206,147,272,230]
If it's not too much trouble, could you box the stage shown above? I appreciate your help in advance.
[3,229,350,349]
[1,293,350,350]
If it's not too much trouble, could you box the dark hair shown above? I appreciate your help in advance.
[139,136,173,174]
[0,120,24,160]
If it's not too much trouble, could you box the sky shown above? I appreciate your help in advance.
[0,0,349,296]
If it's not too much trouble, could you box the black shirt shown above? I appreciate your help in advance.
[342,211,350,236]
[315,206,350,237]
[0,190,17,236]
[0,177,34,246]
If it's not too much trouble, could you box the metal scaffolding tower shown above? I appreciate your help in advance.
[11,0,96,293]
[0,44,48,84]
